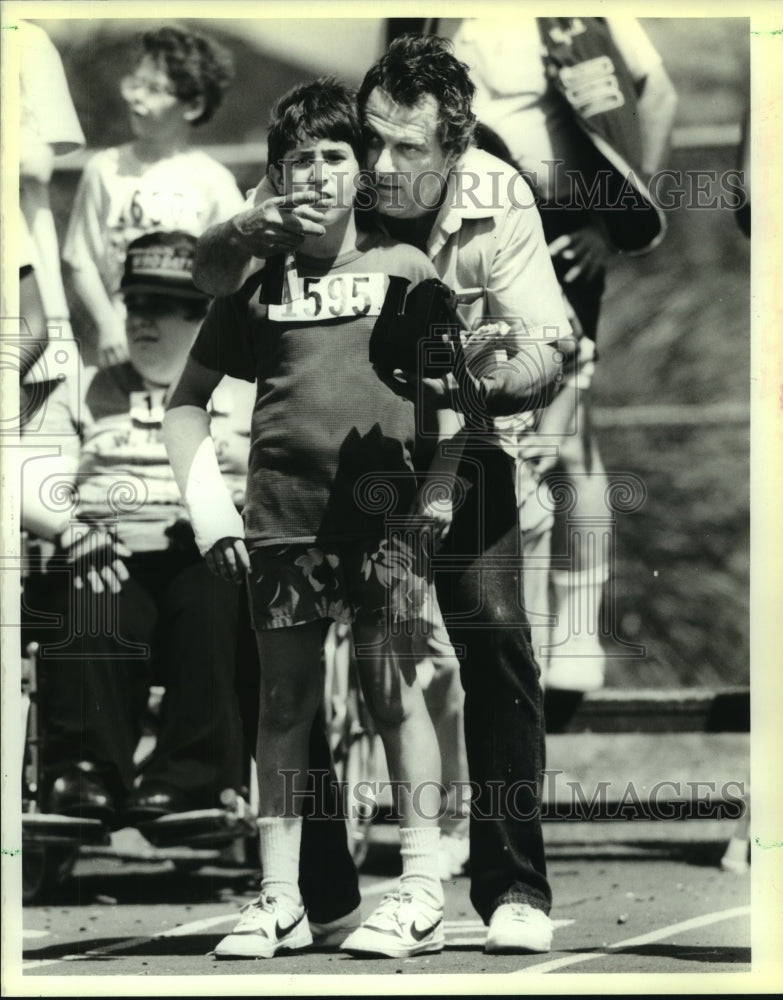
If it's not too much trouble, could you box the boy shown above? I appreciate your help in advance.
[164,77,462,959]
[20,231,254,826]
[63,25,245,368]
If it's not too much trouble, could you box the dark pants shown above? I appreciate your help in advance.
[434,441,551,921]
[23,548,244,807]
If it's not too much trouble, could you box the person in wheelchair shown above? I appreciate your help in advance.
[20,230,254,831]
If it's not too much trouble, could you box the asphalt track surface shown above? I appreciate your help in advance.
[11,817,770,996]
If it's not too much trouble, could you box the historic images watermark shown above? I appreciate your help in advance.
[277,769,747,823]
[281,161,748,215]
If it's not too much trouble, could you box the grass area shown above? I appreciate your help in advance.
[593,146,749,688]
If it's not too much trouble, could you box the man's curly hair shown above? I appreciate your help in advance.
[358,34,476,159]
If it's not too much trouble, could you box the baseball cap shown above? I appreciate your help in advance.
[120,231,209,302]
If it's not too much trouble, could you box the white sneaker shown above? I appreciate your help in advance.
[485,902,553,954]
[341,891,444,958]
[214,891,312,959]
[310,905,362,947]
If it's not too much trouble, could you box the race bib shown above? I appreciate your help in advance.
[268,273,386,322]
[129,388,166,427]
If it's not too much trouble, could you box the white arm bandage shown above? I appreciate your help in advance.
[163,405,245,557]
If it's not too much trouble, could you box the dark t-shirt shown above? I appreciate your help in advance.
[191,232,438,547]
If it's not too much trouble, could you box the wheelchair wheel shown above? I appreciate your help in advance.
[341,727,379,870]
[22,844,78,905]
[323,624,379,869]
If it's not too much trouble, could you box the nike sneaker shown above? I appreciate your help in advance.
[213,891,312,959]
[484,902,553,954]
[340,891,444,958]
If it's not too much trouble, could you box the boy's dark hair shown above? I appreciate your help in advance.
[137,26,234,126]
[266,76,362,170]
[358,34,476,160]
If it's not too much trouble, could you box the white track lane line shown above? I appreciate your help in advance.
[25,882,405,971]
[23,896,577,971]
[518,904,751,974]
[23,912,239,971]
[23,883,413,972]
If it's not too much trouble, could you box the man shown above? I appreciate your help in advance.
[20,231,252,827]
[410,17,677,692]
[194,35,571,954]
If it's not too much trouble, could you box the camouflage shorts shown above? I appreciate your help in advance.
[246,537,433,631]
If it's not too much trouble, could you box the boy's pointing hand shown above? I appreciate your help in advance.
[232,191,327,257]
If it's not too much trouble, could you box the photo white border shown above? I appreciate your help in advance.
[1,1,781,995]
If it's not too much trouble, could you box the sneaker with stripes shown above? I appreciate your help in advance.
[341,890,444,958]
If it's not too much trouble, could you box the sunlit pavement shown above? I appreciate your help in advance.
[14,818,755,986]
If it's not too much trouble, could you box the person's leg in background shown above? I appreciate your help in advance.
[536,207,610,693]
[21,560,154,825]
[125,550,245,820]
[415,614,470,880]
[534,341,609,693]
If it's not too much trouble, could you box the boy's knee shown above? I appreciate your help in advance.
[361,685,407,731]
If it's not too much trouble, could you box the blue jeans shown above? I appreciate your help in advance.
[433,439,551,921]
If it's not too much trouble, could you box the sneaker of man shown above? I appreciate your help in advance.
[484,902,554,954]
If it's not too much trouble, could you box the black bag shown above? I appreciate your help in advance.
[369,276,460,379]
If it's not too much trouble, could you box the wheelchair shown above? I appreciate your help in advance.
[21,629,383,902]
[21,637,258,904]
[19,534,257,905]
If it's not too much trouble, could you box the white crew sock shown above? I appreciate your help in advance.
[399,826,444,906]
[257,816,303,908]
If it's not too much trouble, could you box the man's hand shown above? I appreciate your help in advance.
[386,322,494,405]
[57,523,131,594]
[548,227,609,284]
[205,537,251,584]
[232,191,328,257]
[381,368,455,407]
